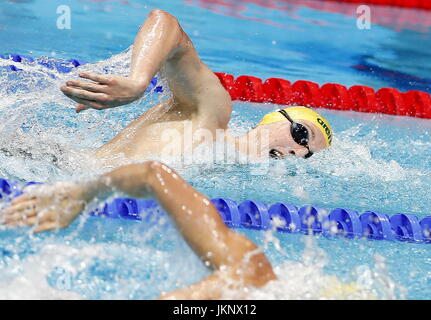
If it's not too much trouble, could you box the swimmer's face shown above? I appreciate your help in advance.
[266,120,328,159]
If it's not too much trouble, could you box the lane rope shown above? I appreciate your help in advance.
[2,54,430,243]
[315,0,431,11]
[0,178,429,243]
[2,53,430,119]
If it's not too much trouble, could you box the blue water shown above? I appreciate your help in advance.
[0,0,430,299]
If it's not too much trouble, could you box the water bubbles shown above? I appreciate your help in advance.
[292,185,309,202]
[0,42,426,299]
[355,265,373,288]
[0,49,152,182]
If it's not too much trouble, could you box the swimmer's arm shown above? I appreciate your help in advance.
[126,9,232,125]
[87,161,275,298]
[88,162,260,272]
[1,161,275,298]
[61,9,181,112]
[87,161,259,271]
[62,9,232,125]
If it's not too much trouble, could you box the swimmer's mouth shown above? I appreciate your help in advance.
[269,149,283,159]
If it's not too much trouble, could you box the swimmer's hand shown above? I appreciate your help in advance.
[61,72,147,113]
[0,182,88,233]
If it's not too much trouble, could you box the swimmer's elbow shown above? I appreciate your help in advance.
[148,9,176,21]
[226,232,276,288]
[147,9,188,54]
[147,9,181,35]
[246,253,277,288]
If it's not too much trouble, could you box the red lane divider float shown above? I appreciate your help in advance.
[3,54,431,119]
[214,72,431,119]
[315,0,431,11]
[192,0,431,34]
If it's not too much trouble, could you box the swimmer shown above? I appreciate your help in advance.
[0,160,373,300]
[61,9,333,164]
[0,161,277,299]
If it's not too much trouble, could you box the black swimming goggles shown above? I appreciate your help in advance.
[272,109,313,159]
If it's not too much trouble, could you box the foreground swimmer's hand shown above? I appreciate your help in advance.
[61,72,148,113]
[0,182,88,233]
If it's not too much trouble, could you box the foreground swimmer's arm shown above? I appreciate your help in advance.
[0,161,275,299]
[61,9,231,126]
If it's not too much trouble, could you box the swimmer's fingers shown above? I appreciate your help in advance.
[3,206,57,229]
[61,94,105,112]
[66,80,108,93]
[1,200,36,216]
[60,85,109,102]
[74,99,106,112]
[11,194,34,205]
[33,222,59,233]
[76,104,90,113]
[79,72,113,85]
[1,200,37,222]
[2,212,55,232]
[3,215,38,228]
[66,80,109,93]
[73,97,105,111]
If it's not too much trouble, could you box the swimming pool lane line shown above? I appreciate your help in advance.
[2,54,430,119]
[0,178,429,243]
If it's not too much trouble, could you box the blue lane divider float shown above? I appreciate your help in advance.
[0,178,430,243]
[0,53,164,93]
[1,54,428,242]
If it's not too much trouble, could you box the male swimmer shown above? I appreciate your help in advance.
[0,161,366,299]
[0,161,276,299]
[0,10,373,301]
[61,9,333,164]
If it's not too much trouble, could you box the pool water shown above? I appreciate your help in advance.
[0,0,430,299]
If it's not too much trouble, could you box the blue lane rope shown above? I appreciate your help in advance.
[0,54,164,93]
[1,54,429,243]
[0,178,429,243]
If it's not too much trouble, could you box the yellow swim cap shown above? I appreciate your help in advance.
[258,106,333,146]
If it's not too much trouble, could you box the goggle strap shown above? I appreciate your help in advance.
[278,109,292,122]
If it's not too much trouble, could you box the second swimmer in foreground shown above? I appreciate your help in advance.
[1,161,276,299]
[1,161,371,299]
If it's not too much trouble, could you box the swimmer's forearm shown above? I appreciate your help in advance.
[129,10,184,89]
[81,161,273,281]
[82,161,229,264]
[82,162,154,202]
